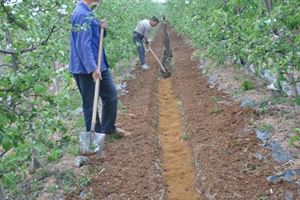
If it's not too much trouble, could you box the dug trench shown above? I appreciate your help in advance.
[158,24,198,199]
[66,23,299,199]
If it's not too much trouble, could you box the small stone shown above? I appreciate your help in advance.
[267,175,279,183]
[271,141,293,164]
[241,97,257,108]
[80,190,86,199]
[208,74,219,87]
[75,156,90,168]
[0,182,5,200]
[284,190,293,200]
[256,129,270,143]
[267,169,300,186]
[282,170,295,183]
[255,153,267,161]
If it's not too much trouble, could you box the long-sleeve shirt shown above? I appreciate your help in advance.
[69,1,109,74]
[134,19,151,42]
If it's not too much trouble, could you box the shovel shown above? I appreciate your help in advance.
[148,46,171,78]
[79,27,106,156]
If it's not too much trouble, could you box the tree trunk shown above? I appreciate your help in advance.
[53,61,60,119]
[286,73,300,112]
[5,30,18,71]
[287,73,298,97]
[29,122,41,174]
[263,0,279,35]
[235,0,242,15]
[0,180,5,200]
[264,0,273,14]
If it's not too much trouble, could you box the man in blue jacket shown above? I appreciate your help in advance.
[69,0,118,135]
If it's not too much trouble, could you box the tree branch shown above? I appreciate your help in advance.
[0,63,15,68]
[0,150,8,158]
[0,48,17,54]
[0,0,27,30]
[0,26,58,55]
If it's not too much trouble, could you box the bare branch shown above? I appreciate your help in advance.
[0,63,15,68]
[0,48,17,54]
[0,150,8,158]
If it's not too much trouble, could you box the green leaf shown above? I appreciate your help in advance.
[34,84,47,95]
[0,112,9,127]
[2,135,13,151]
[48,148,63,162]
[2,173,16,188]
[295,96,300,106]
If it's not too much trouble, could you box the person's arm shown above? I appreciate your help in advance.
[143,21,152,44]
[144,30,150,43]
[75,14,97,74]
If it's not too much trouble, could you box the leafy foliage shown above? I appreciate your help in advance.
[95,0,163,67]
[166,0,300,84]
[0,1,75,191]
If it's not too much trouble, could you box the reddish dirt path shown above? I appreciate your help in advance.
[66,24,165,200]
[168,24,299,199]
[66,23,299,200]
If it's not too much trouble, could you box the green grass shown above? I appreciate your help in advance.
[270,95,292,105]
[118,101,127,113]
[241,79,255,91]
[209,105,221,115]
[210,96,221,103]
[257,195,268,200]
[289,128,300,147]
[233,75,242,81]
[180,134,190,141]
[295,96,300,106]
[258,100,269,113]
[56,170,91,193]
[259,123,272,133]
[107,134,122,143]
[48,149,63,162]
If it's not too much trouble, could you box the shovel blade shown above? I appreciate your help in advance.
[161,69,171,79]
[79,132,105,156]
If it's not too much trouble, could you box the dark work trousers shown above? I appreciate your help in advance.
[73,69,118,134]
[133,31,145,65]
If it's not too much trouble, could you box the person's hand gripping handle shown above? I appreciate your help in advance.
[92,20,107,81]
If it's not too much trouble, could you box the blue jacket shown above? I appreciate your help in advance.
[69,1,109,74]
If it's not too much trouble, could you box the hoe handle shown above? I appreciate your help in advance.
[149,46,167,73]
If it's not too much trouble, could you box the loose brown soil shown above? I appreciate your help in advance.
[65,23,300,200]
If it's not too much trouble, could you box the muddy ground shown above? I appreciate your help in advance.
[61,22,300,200]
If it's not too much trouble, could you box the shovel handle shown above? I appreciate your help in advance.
[91,27,105,132]
[148,47,167,73]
